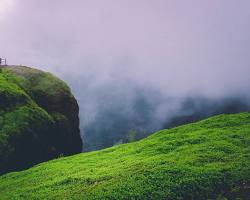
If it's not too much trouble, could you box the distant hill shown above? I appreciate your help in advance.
[82,92,250,152]
[0,112,249,199]
[164,96,250,128]
[0,65,82,174]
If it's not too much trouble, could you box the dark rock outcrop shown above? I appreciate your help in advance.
[0,65,82,174]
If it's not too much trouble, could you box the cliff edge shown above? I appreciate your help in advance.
[0,65,82,174]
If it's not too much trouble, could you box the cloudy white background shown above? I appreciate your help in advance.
[1,0,250,149]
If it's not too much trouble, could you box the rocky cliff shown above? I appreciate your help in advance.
[0,65,82,174]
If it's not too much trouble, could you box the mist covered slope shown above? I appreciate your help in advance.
[0,66,82,174]
[80,87,250,151]
[1,112,249,200]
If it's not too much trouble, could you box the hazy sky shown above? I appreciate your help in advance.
[1,0,249,96]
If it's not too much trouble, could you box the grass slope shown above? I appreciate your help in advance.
[0,113,250,199]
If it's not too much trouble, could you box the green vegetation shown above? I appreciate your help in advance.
[0,112,249,199]
[0,66,82,175]
[0,69,54,174]
[5,65,72,98]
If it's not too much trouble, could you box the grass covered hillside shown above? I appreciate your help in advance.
[0,66,82,175]
[0,113,249,199]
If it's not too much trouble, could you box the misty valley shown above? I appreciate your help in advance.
[79,88,250,151]
[0,65,249,200]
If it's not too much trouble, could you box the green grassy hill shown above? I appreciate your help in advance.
[0,113,250,200]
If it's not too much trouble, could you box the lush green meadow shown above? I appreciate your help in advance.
[0,113,250,199]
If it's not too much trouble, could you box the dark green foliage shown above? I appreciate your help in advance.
[6,66,82,154]
[0,66,82,174]
[0,113,249,199]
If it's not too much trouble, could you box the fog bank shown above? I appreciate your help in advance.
[0,0,250,150]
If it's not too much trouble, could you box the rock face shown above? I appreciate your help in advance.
[0,65,82,174]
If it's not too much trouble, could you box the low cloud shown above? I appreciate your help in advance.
[1,0,250,150]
